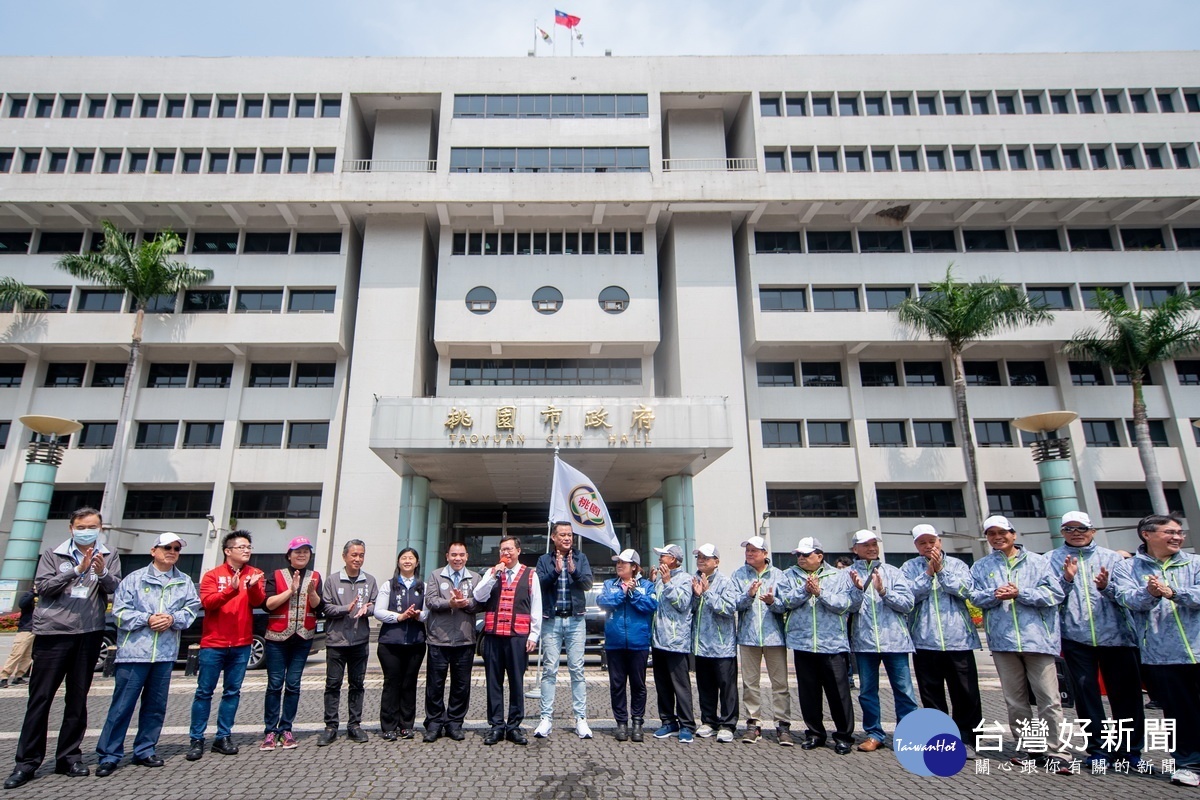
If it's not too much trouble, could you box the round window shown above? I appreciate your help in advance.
[465,286,496,314]
[598,286,629,314]
[532,286,563,315]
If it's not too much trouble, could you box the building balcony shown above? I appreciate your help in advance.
[662,157,758,172]
[342,159,436,173]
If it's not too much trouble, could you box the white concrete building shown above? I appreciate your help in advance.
[0,52,1198,582]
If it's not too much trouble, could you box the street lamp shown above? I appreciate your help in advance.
[0,415,83,608]
[1012,410,1080,548]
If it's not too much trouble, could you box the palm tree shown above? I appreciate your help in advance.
[893,266,1054,538]
[56,221,213,522]
[1064,288,1200,514]
[0,277,48,312]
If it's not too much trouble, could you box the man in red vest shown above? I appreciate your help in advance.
[472,536,542,745]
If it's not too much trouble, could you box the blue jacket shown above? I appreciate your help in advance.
[780,563,859,654]
[901,555,981,652]
[691,569,738,659]
[598,576,657,650]
[1047,542,1137,648]
[969,545,1064,655]
[1112,547,1200,665]
[113,564,200,664]
[848,560,915,654]
[731,563,788,647]
[535,549,594,618]
[652,567,694,653]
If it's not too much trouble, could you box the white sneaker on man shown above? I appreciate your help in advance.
[534,718,553,738]
[716,729,734,743]
[575,719,593,739]
[1172,768,1200,787]
[694,724,715,738]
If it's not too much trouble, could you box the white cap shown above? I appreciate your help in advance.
[851,530,879,546]
[152,532,186,549]
[741,535,768,551]
[983,515,1015,532]
[693,543,720,559]
[792,537,823,555]
[612,548,641,565]
[911,524,938,541]
[1060,511,1093,529]
[654,544,685,562]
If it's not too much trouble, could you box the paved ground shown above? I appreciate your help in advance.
[0,633,1190,798]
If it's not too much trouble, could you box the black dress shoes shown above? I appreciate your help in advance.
[422,727,441,743]
[506,728,528,746]
[54,762,89,777]
[186,739,204,761]
[4,771,33,789]
[834,741,853,755]
[211,737,239,755]
[482,728,503,746]
[801,737,826,750]
[445,725,465,741]
[133,755,164,768]
[96,762,118,777]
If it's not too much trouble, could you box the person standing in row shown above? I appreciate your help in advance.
[374,548,426,741]
[260,536,322,752]
[95,533,199,775]
[598,549,657,742]
[187,530,264,761]
[534,522,594,740]
[731,535,792,745]
[421,542,480,742]
[318,539,377,747]
[691,544,739,743]
[0,587,35,688]
[651,544,696,743]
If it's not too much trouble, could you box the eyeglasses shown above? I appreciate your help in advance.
[72,526,101,532]
[1060,527,1091,534]
[1150,528,1185,537]
[226,544,253,551]
[158,544,183,552]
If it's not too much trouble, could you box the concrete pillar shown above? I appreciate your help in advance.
[423,497,444,579]
[0,455,60,587]
[398,475,430,560]
[644,496,664,560]
[1038,457,1079,548]
[663,475,696,571]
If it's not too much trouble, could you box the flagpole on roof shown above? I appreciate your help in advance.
[533,19,538,56]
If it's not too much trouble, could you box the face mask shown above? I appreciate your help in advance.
[72,530,98,547]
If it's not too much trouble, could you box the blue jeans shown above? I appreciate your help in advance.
[539,615,587,720]
[95,661,173,763]
[189,645,251,741]
[855,652,919,742]
[263,637,313,734]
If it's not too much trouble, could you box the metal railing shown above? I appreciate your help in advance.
[342,159,437,173]
[662,157,758,172]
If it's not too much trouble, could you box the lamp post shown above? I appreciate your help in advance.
[0,415,83,606]
[1011,411,1080,548]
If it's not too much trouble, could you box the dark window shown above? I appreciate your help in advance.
[1136,285,1176,308]
[1050,94,1070,114]
[970,95,989,115]
[759,288,806,311]
[953,149,974,171]
[235,289,282,313]
[46,151,67,173]
[858,231,903,253]
[811,96,832,116]
[34,289,71,312]
[1177,360,1200,385]
[1131,93,1149,113]
[905,361,945,386]
[124,490,213,519]
[838,95,859,116]
[21,151,39,173]
[1008,149,1028,170]
[243,232,290,254]
[802,362,843,388]
[1023,93,1042,114]
[1144,147,1164,169]
[1188,93,1200,113]
[877,488,965,517]
[871,150,893,172]
[7,97,27,118]
[99,152,122,174]
[865,287,910,310]
[756,362,796,387]
[974,420,1012,447]
[44,363,85,388]
[943,95,962,115]
[910,230,956,252]
[0,364,23,387]
[135,421,178,449]
[1174,147,1193,169]
[294,232,341,253]
[964,361,1002,387]
[754,231,802,253]
[183,422,223,449]
[1069,228,1118,252]
[261,152,283,174]
[90,363,125,388]
[1126,419,1169,447]
[1062,148,1083,170]
[844,151,866,172]
[892,96,910,115]
[963,229,1009,252]
[898,149,919,171]
[785,95,806,116]
[1090,148,1109,170]
[146,363,188,388]
[1081,285,1125,309]
[207,151,229,174]
[1117,147,1137,169]
[248,363,291,388]
[48,490,104,519]
[295,363,335,388]
[288,151,309,173]
[314,152,335,173]
[761,421,802,448]
[980,149,1001,171]
[182,290,229,313]
[860,362,898,387]
[1112,368,1152,386]
[88,97,106,118]
[191,97,211,118]
[864,96,885,116]
[287,422,329,449]
[806,422,851,447]
[76,289,124,312]
[1069,362,1106,386]
[0,421,9,447]
[1077,94,1096,114]
[165,98,185,117]
[811,288,859,311]
[240,422,284,449]
[294,98,315,118]
[1082,420,1120,448]
[759,96,780,117]
[767,488,857,518]
[0,151,12,173]
[216,98,237,118]
[77,422,117,449]
[867,421,907,447]
[269,98,290,118]
[36,231,83,254]
[1105,93,1123,113]
[127,151,148,174]
[763,150,786,173]
[806,231,852,253]
[234,152,256,174]
[230,489,321,519]
[918,95,938,115]
[1026,286,1072,310]
[987,488,1044,518]
[790,150,812,172]
[193,363,232,389]
[817,150,839,172]
[192,231,238,254]
[450,358,641,387]
[1175,228,1200,250]
[1097,487,1184,518]
[321,97,341,118]
[926,149,947,171]
[913,421,955,447]
[465,286,496,314]
[1007,361,1049,387]
[287,290,336,313]
[1016,229,1062,252]
[1034,148,1055,170]
[1121,228,1165,250]
[181,152,201,174]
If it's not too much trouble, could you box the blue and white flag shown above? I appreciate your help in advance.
[549,455,619,552]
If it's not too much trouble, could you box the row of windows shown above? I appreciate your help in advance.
[763,142,1198,174]
[449,358,642,387]
[453,94,648,118]
[26,361,334,390]
[0,147,336,176]
[0,230,342,256]
[758,283,1189,315]
[45,488,322,520]
[754,227,1200,255]
[5,287,336,316]
[464,286,630,315]
[448,147,650,173]
[765,486,1183,519]
[451,230,645,256]
[74,420,329,450]
[759,88,1200,119]
[3,93,340,120]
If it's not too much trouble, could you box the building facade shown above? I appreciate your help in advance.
[0,52,1198,583]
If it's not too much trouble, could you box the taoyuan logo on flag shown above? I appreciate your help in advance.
[549,454,620,552]
[568,483,607,527]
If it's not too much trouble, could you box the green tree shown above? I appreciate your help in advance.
[1064,289,1200,514]
[55,221,213,521]
[0,277,48,311]
[893,266,1054,538]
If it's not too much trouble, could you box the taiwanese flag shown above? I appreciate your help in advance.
[555,9,581,28]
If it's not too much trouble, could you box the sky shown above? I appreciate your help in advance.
[2,0,1199,59]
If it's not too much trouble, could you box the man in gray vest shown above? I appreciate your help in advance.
[422,541,481,742]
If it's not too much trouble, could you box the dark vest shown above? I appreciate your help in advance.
[483,565,533,637]
[378,576,426,646]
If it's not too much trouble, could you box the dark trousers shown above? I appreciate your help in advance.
[482,634,528,731]
[324,642,369,728]
[263,636,313,734]
[1142,664,1200,766]
[912,648,983,746]
[607,649,649,724]
[793,650,855,744]
[695,655,738,731]
[14,631,104,774]
[425,643,474,730]
[96,661,172,763]
[377,642,426,732]
[652,648,695,729]
[1061,640,1144,757]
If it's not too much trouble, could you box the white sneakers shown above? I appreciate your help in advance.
[536,717,593,739]
[694,724,715,738]
[716,729,734,743]
[575,719,593,739]
[1173,768,1200,787]
[534,718,553,738]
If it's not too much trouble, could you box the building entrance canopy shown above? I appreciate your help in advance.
[370,396,732,503]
